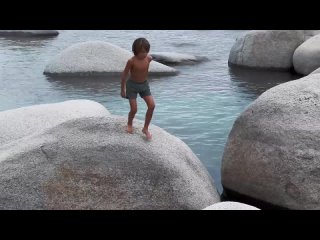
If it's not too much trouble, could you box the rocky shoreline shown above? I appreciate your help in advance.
[223,30,320,210]
[228,30,320,75]
[2,30,319,209]
[0,99,260,210]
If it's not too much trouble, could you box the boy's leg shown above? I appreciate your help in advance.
[142,95,155,139]
[127,98,137,133]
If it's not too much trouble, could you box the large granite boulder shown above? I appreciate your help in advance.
[222,73,320,209]
[0,100,109,145]
[0,102,219,209]
[293,34,320,75]
[44,41,178,77]
[228,30,305,70]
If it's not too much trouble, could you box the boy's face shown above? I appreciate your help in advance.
[136,49,148,59]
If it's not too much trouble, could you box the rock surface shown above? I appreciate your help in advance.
[151,52,208,65]
[303,30,320,40]
[228,30,305,70]
[0,100,110,145]
[293,34,320,75]
[222,73,320,209]
[203,201,259,210]
[0,102,219,209]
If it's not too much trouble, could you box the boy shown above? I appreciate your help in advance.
[121,38,155,140]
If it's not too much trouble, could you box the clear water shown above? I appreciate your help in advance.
[0,30,300,193]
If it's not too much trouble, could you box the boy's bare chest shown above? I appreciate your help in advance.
[132,61,149,72]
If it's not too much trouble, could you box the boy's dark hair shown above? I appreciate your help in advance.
[132,38,150,55]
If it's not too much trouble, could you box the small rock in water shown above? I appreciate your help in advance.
[151,52,209,65]
[0,30,59,37]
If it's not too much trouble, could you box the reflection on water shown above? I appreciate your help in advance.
[46,76,120,93]
[0,36,57,49]
[0,30,300,193]
[45,75,173,100]
[229,66,302,97]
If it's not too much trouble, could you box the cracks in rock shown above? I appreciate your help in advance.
[40,145,51,161]
[239,34,248,65]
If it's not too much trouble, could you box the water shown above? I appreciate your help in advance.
[0,30,300,193]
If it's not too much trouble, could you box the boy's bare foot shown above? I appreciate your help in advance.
[127,125,133,134]
[142,128,152,140]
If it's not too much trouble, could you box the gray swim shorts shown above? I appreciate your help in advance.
[126,79,152,99]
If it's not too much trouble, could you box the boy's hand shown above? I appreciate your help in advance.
[121,90,126,98]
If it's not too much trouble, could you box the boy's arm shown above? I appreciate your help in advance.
[121,59,132,96]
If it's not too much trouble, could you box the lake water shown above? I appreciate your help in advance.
[0,30,300,193]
